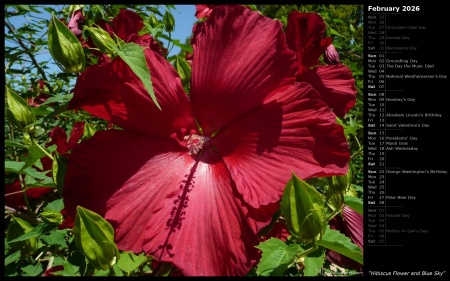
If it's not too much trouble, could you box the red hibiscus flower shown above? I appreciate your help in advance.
[327,205,363,271]
[43,265,64,276]
[68,9,84,36]
[194,4,221,19]
[286,11,357,117]
[63,6,349,276]
[324,44,340,65]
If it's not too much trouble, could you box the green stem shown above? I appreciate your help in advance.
[295,243,318,260]
[325,206,343,223]
[17,174,33,214]
[31,138,54,161]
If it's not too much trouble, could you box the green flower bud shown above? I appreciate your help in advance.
[149,14,159,28]
[85,26,117,55]
[41,210,63,225]
[163,10,175,33]
[281,173,325,243]
[5,86,36,131]
[74,206,120,270]
[7,215,37,258]
[22,132,32,145]
[328,169,352,193]
[48,13,86,73]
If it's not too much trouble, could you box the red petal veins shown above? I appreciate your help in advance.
[299,64,357,117]
[69,48,196,138]
[190,5,297,135]
[286,11,331,75]
[212,82,349,208]
[63,129,269,276]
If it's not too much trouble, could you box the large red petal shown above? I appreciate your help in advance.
[139,157,264,276]
[63,129,269,276]
[48,127,68,154]
[112,9,144,41]
[69,48,196,138]
[299,64,357,117]
[212,82,349,208]
[190,5,297,135]
[66,121,85,152]
[286,11,331,75]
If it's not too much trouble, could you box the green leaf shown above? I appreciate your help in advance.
[52,152,68,195]
[5,250,21,266]
[4,139,29,149]
[118,251,148,273]
[255,238,301,276]
[74,206,120,270]
[329,27,350,41]
[39,93,73,106]
[303,248,325,276]
[5,161,26,173]
[40,229,68,247]
[111,43,160,110]
[170,39,193,53]
[317,226,363,265]
[22,144,48,170]
[344,195,363,215]
[5,86,36,130]
[6,215,37,257]
[22,167,52,180]
[21,263,44,276]
[7,223,57,243]
[83,121,96,140]
[45,198,64,212]
[280,173,325,243]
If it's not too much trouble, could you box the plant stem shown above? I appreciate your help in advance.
[31,138,54,161]
[296,243,318,259]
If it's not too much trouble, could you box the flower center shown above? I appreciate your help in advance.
[183,134,204,155]
[171,129,210,155]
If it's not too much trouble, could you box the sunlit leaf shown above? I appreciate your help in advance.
[110,42,160,110]
[303,247,325,276]
[255,238,300,276]
[118,251,149,273]
[317,226,363,265]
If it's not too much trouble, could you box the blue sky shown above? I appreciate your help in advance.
[5,5,198,74]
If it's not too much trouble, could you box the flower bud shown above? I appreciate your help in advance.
[74,206,120,270]
[5,86,36,131]
[48,13,86,73]
[163,10,175,32]
[85,26,117,55]
[323,44,340,64]
[281,173,325,243]
[328,169,352,193]
[41,210,64,225]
